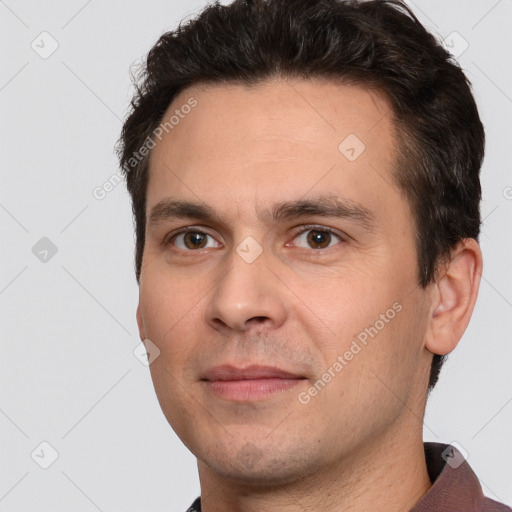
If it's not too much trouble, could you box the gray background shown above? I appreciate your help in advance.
[0,0,511,510]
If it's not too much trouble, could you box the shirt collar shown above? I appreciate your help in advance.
[412,441,490,511]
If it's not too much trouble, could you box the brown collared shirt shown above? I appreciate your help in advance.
[412,442,511,511]
[186,442,511,511]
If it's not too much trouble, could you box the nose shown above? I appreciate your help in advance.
[204,246,288,334]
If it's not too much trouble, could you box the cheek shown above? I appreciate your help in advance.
[139,273,206,440]
[304,272,393,342]
[138,271,205,368]
[305,265,425,389]
[146,361,201,453]
[304,298,428,445]
[141,263,206,323]
[345,295,428,400]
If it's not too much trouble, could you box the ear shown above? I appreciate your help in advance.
[136,303,146,341]
[424,238,483,356]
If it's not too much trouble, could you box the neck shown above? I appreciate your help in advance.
[197,424,432,512]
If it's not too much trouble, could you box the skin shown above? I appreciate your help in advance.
[136,77,482,512]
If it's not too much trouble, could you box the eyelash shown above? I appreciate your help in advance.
[163,225,345,252]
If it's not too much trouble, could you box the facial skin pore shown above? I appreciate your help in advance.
[136,78,482,512]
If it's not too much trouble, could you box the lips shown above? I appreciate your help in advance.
[201,364,303,381]
[201,364,306,401]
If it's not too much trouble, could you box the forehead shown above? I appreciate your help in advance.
[153,78,394,155]
[146,78,400,224]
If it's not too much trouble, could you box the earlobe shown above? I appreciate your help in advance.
[424,239,482,356]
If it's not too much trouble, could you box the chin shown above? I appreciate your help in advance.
[198,439,320,487]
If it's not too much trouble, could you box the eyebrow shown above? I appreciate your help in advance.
[148,194,376,232]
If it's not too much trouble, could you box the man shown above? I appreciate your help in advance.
[117,0,511,510]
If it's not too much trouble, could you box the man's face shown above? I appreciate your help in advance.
[136,78,434,483]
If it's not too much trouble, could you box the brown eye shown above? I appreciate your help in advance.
[169,230,219,250]
[293,227,343,250]
[183,232,208,249]
[307,230,332,249]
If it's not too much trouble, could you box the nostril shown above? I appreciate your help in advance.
[248,316,269,323]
